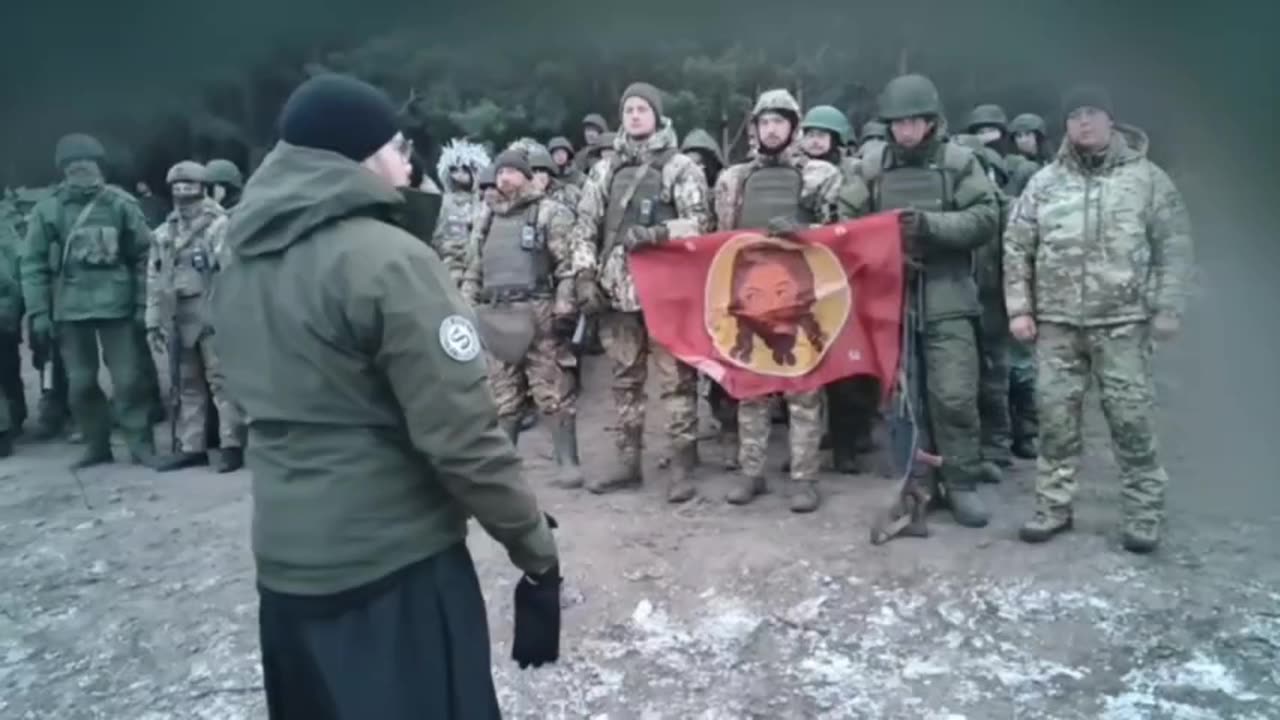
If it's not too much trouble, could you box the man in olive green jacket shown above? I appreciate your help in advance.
[0,216,21,456]
[211,74,560,719]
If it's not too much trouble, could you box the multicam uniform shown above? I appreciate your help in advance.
[715,130,842,511]
[570,118,712,500]
[430,140,489,286]
[1005,124,1193,547]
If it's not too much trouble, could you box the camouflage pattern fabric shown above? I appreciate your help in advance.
[596,310,698,456]
[569,120,712,312]
[432,190,480,287]
[1034,322,1167,533]
[486,299,576,419]
[1004,124,1194,327]
[164,336,241,451]
[713,145,843,230]
[739,391,823,481]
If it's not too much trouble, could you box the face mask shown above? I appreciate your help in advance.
[64,161,104,189]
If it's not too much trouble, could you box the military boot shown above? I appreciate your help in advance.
[665,443,698,504]
[550,413,584,490]
[725,472,766,505]
[70,444,114,470]
[788,479,821,513]
[587,427,643,494]
[1019,508,1073,543]
[213,447,244,474]
[977,460,1005,484]
[831,443,865,475]
[152,451,207,473]
[947,487,990,528]
[1122,517,1161,554]
[1011,435,1038,460]
[720,428,740,471]
[0,432,12,459]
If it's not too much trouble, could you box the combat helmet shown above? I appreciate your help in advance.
[878,74,943,121]
[582,113,609,132]
[966,104,1009,132]
[204,159,244,189]
[1009,113,1047,136]
[527,147,558,174]
[752,89,802,123]
[680,128,725,167]
[548,137,575,155]
[800,105,852,145]
[166,160,207,185]
[477,164,497,190]
[54,133,106,170]
[860,120,888,142]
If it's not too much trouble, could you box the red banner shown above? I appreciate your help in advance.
[630,212,904,401]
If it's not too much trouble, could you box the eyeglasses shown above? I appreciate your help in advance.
[395,136,415,159]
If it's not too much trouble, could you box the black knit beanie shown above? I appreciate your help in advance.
[279,74,400,162]
[620,82,665,119]
[492,149,532,179]
[1061,85,1115,120]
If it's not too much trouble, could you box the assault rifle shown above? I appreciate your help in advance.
[870,268,943,545]
[167,326,181,454]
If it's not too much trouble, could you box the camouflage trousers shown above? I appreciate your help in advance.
[598,311,697,454]
[1035,322,1166,524]
[1008,339,1038,442]
[154,331,243,453]
[977,294,1012,463]
[739,390,823,481]
[487,320,576,421]
[923,318,983,491]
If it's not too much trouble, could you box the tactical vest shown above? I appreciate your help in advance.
[480,203,550,296]
[737,164,810,229]
[603,151,676,249]
[874,165,952,213]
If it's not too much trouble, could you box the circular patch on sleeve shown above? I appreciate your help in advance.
[439,315,481,362]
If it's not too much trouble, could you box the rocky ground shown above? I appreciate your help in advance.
[1,344,1277,719]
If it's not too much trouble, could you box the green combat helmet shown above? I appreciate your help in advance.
[801,105,852,145]
[548,137,574,154]
[204,159,244,189]
[966,104,1009,132]
[878,74,943,121]
[477,164,497,190]
[680,128,725,167]
[582,113,608,132]
[860,120,888,142]
[527,147,558,174]
[166,160,207,185]
[1009,113,1047,136]
[752,89,802,122]
[54,133,106,170]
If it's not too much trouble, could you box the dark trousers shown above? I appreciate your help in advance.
[258,543,502,720]
[0,331,25,429]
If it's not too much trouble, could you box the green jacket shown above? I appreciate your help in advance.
[0,218,22,332]
[212,142,558,595]
[839,122,1001,320]
[21,183,152,322]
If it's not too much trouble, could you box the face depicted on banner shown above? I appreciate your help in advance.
[706,233,851,377]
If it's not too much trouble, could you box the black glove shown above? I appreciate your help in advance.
[766,215,804,240]
[899,211,928,257]
[512,563,562,669]
[551,315,577,341]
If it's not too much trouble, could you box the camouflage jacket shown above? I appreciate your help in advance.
[21,183,152,323]
[145,199,229,338]
[430,188,480,287]
[570,121,712,312]
[461,185,577,317]
[1004,124,1194,327]
[714,145,842,230]
[0,217,22,331]
[548,178,582,215]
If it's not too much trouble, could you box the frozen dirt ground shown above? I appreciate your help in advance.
[1,349,1278,720]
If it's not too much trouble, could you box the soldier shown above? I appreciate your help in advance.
[859,120,888,146]
[548,137,585,187]
[802,106,880,469]
[581,113,607,149]
[210,74,560,715]
[528,145,581,212]
[430,139,490,287]
[952,133,1014,484]
[1005,111,1051,459]
[714,89,843,512]
[1006,86,1193,552]
[969,104,1041,199]
[460,150,582,489]
[839,74,1001,528]
[477,163,499,207]
[205,159,245,209]
[570,82,712,502]
[21,133,157,468]
[145,161,244,473]
[0,215,20,455]
[134,180,169,228]
[597,132,618,165]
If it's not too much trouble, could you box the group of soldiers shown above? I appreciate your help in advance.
[438,73,1191,552]
[0,69,1191,553]
[0,136,248,474]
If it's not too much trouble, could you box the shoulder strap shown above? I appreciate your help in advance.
[601,148,676,261]
[60,190,105,269]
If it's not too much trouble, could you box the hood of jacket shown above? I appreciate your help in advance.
[226,142,404,260]
[1057,123,1149,173]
